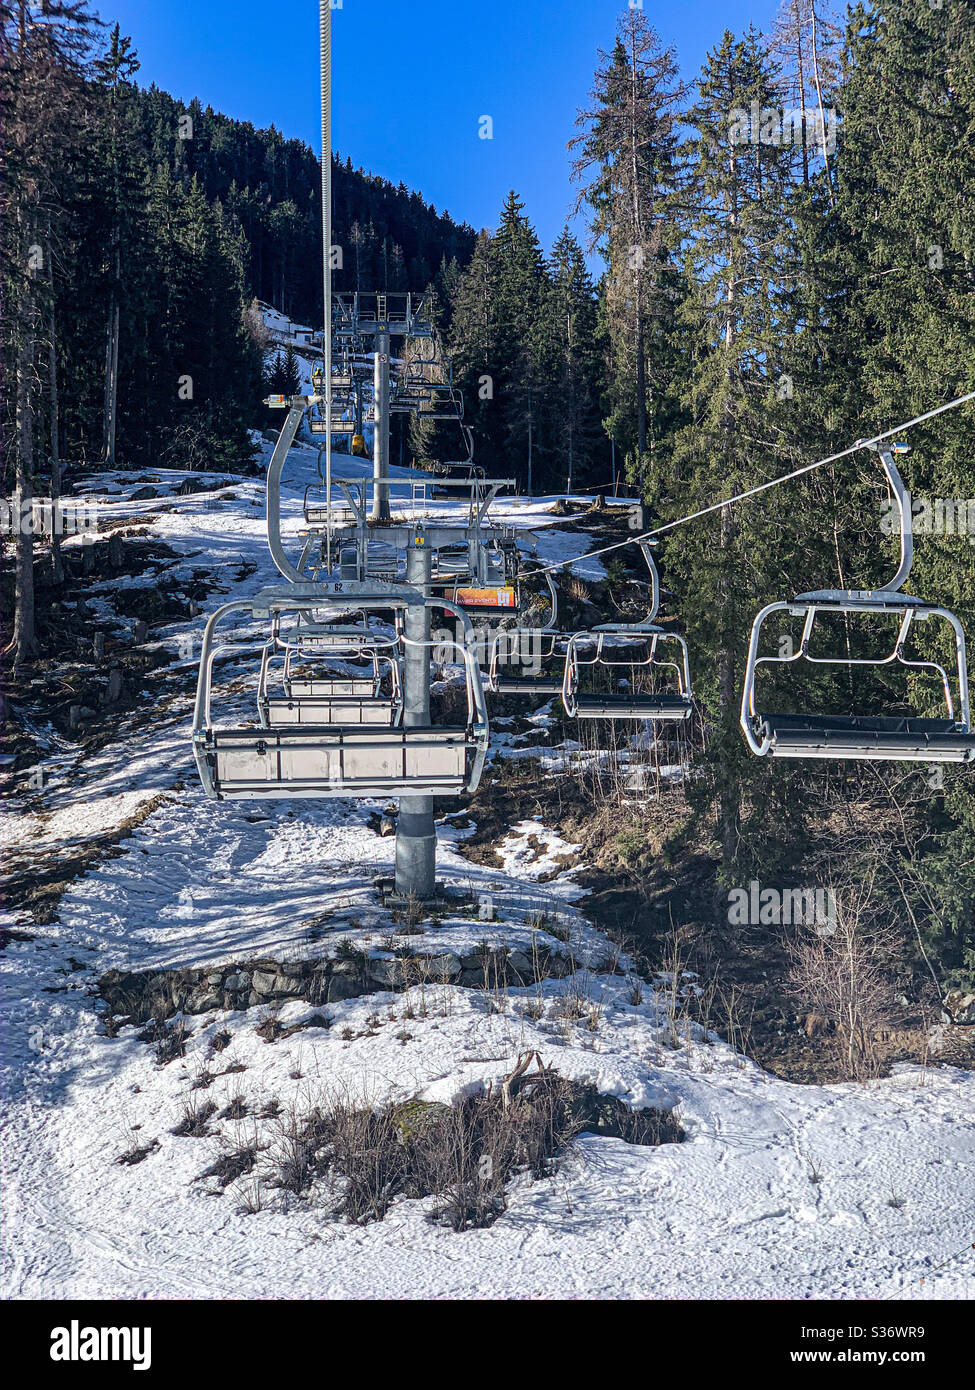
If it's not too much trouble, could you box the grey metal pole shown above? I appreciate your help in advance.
[371,328,391,522]
[395,542,435,899]
[319,1,332,491]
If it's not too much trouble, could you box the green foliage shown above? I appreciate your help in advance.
[449,197,609,490]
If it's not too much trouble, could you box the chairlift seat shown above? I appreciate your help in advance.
[572,691,694,721]
[741,445,974,763]
[202,725,474,799]
[752,712,975,761]
[491,673,565,695]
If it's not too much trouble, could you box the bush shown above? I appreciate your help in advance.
[258,1055,683,1231]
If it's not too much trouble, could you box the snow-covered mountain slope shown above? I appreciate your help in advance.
[2,460,972,1301]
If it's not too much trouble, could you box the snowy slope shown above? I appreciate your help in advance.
[2,459,973,1302]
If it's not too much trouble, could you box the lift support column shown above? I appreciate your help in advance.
[394,542,436,898]
[371,326,391,522]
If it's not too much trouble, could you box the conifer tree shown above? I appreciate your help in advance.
[570,9,684,487]
[666,29,804,876]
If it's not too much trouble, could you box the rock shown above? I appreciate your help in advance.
[93,633,105,660]
[223,971,250,992]
[270,974,303,997]
[205,970,224,986]
[133,619,149,644]
[186,989,222,1014]
[380,816,395,837]
[508,950,533,977]
[107,533,123,568]
[251,970,277,996]
[426,953,461,981]
[327,974,361,1003]
[368,958,404,988]
[943,989,975,1026]
[105,668,124,704]
[547,954,573,978]
[275,962,304,980]
[390,1099,452,1143]
[131,486,158,500]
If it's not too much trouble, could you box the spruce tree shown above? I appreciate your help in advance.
[666,29,806,878]
[570,9,685,488]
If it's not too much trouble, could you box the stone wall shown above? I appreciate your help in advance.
[99,942,590,1028]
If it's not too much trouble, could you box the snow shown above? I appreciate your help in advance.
[2,442,974,1303]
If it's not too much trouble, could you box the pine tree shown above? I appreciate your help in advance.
[449,229,502,469]
[548,227,604,491]
[93,22,141,467]
[665,28,805,878]
[280,343,301,396]
[1,0,100,666]
[570,9,685,488]
[491,191,551,487]
[826,0,975,981]
[769,0,843,191]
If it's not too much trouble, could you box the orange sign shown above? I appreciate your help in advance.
[455,586,517,608]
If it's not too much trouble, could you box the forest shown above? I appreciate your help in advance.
[3,0,975,1018]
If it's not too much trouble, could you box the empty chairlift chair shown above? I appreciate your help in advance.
[257,620,403,728]
[488,570,567,696]
[740,443,975,762]
[194,587,489,799]
[561,544,694,721]
[431,532,520,616]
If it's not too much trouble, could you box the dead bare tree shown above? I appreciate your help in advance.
[788,866,904,1080]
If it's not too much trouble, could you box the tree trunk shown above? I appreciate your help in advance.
[103,280,120,467]
[5,329,40,667]
[47,230,64,584]
[629,31,647,472]
[795,10,810,189]
[718,149,741,875]
[809,2,834,202]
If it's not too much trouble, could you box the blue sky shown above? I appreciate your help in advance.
[94,0,779,253]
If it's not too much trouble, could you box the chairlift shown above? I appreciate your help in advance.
[488,571,566,695]
[429,532,521,616]
[561,544,693,720]
[257,621,403,728]
[193,588,490,799]
[740,444,975,762]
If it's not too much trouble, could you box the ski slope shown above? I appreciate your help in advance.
[1,455,973,1302]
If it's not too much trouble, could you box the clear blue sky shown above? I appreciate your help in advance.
[94,0,779,253]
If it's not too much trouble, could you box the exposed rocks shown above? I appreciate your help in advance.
[943,989,975,1026]
[98,940,596,1030]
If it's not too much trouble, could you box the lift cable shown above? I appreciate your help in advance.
[531,389,975,578]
